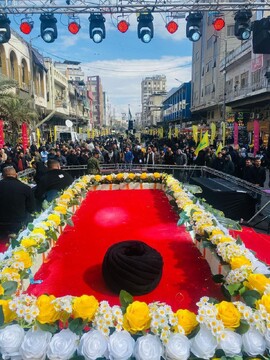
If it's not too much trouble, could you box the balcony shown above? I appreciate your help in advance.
[220,41,251,71]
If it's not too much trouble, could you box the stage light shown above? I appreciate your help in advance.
[20,17,34,34]
[40,13,58,43]
[117,20,129,33]
[234,9,252,40]
[89,13,106,43]
[0,14,10,44]
[186,12,203,42]
[68,17,81,34]
[137,13,154,43]
[213,17,225,31]
[166,20,178,34]
[253,17,270,54]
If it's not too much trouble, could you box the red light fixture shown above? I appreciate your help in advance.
[213,17,225,31]
[68,17,81,34]
[117,19,129,33]
[20,19,33,34]
[166,20,178,34]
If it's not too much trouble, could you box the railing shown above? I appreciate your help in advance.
[0,168,35,181]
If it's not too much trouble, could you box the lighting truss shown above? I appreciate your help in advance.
[0,0,270,15]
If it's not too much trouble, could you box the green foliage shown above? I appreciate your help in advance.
[2,281,18,297]
[0,306,4,327]
[241,289,261,308]
[119,290,133,313]
[183,184,202,194]
[177,211,189,226]
[236,319,250,335]
[212,274,225,283]
[226,283,243,296]
[67,218,74,227]
[69,318,85,335]
[37,241,50,254]
[36,320,58,333]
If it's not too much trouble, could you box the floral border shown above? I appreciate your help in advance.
[0,173,270,359]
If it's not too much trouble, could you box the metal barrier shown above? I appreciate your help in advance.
[0,168,35,181]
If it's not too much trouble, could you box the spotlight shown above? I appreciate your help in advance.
[137,13,154,43]
[234,9,252,40]
[20,17,34,35]
[40,13,58,43]
[253,17,270,54]
[186,12,203,42]
[0,14,10,44]
[89,13,106,43]
[213,17,225,31]
[117,20,129,33]
[68,16,81,34]
[166,20,178,34]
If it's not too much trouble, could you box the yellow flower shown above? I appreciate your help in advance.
[72,295,99,321]
[21,238,37,248]
[123,301,151,333]
[94,175,102,182]
[36,295,60,324]
[256,294,270,313]
[54,206,67,215]
[2,268,20,281]
[216,301,241,329]
[128,173,135,180]
[116,173,124,180]
[13,250,32,268]
[0,300,16,323]
[210,229,225,237]
[106,174,113,182]
[153,172,161,179]
[32,228,46,236]
[0,285,4,296]
[218,236,234,243]
[140,173,148,180]
[47,214,61,226]
[230,256,252,270]
[244,273,270,294]
[174,309,198,335]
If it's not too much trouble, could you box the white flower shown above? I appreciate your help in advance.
[0,324,25,359]
[218,329,242,357]
[165,333,190,360]
[134,334,163,360]
[108,330,135,360]
[20,328,52,360]
[47,329,79,360]
[190,325,217,360]
[78,329,108,360]
[242,328,266,356]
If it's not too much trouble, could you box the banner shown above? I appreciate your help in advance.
[216,142,223,155]
[168,128,172,139]
[254,119,260,156]
[21,122,28,151]
[195,131,209,156]
[222,122,226,147]
[192,125,198,144]
[210,122,216,144]
[0,120,4,149]
[54,126,57,142]
[36,128,41,148]
[49,128,53,143]
[233,122,239,147]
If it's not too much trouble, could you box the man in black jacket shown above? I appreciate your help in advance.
[0,166,35,235]
[35,159,73,206]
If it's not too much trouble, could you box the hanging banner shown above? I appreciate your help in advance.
[192,125,198,144]
[36,128,41,148]
[21,122,28,151]
[233,122,239,147]
[210,122,216,144]
[54,126,57,142]
[0,120,4,149]
[222,122,226,147]
[254,119,260,156]
[49,128,52,143]
[168,128,172,139]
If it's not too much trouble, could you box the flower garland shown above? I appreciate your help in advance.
[0,173,269,359]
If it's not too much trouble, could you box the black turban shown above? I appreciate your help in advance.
[102,240,163,295]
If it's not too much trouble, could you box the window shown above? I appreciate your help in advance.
[206,61,212,72]
[251,69,261,84]
[205,84,212,95]
[240,71,249,88]
[227,25,234,36]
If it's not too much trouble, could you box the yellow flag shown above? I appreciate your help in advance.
[222,122,226,146]
[216,142,223,155]
[49,128,53,142]
[36,128,40,147]
[192,125,198,144]
[175,127,179,138]
[54,126,57,142]
[87,129,90,138]
[168,128,172,139]
[210,122,216,144]
[195,131,209,156]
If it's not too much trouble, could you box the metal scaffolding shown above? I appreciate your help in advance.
[1,0,270,15]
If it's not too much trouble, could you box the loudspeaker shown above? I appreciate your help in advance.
[253,17,270,54]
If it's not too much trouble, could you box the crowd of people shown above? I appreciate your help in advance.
[0,132,269,236]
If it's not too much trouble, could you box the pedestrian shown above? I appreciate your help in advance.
[87,150,101,175]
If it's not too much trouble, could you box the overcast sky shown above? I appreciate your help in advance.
[13,12,192,117]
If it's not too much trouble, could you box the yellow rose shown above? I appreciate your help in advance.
[230,256,252,270]
[0,285,4,296]
[216,301,241,329]
[210,229,225,237]
[256,294,270,313]
[244,273,270,294]
[123,301,151,333]
[32,228,46,236]
[36,295,60,324]
[218,236,234,243]
[116,173,124,181]
[94,175,102,182]
[128,173,135,180]
[0,300,16,323]
[153,172,161,179]
[2,268,20,281]
[54,206,67,215]
[21,238,37,248]
[106,174,113,182]
[13,250,32,269]
[47,214,61,226]
[174,309,198,335]
[72,295,99,321]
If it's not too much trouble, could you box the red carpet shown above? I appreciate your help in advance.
[230,227,270,265]
[27,190,223,311]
